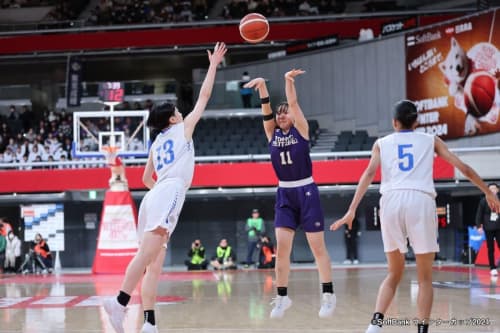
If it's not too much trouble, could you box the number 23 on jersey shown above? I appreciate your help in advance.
[156,139,175,171]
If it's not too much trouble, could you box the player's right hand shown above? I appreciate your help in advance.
[284,69,305,82]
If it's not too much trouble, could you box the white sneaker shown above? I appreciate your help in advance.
[141,322,158,333]
[343,259,352,265]
[491,269,498,276]
[318,293,336,318]
[103,298,127,333]
[353,259,359,265]
[270,295,292,319]
[366,324,382,333]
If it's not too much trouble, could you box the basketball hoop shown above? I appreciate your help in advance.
[102,145,120,166]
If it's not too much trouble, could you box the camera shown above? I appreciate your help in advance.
[194,242,200,247]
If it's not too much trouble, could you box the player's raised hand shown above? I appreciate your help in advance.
[207,42,227,66]
[244,77,266,90]
[330,210,355,231]
[284,69,306,82]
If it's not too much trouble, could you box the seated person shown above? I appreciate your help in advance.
[257,235,275,269]
[19,249,49,275]
[32,233,53,273]
[185,239,208,270]
[210,238,237,270]
[4,230,21,273]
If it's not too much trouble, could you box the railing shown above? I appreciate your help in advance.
[0,80,264,110]
[1,146,499,171]
[0,79,178,109]
[57,80,177,99]
[0,8,474,35]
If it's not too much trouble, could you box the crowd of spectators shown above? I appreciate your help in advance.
[0,105,73,168]
[221,0,345,19]
[86,0,211,25]
[1,0,55,9]
[0,102,151,169]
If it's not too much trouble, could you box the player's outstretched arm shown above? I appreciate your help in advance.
[244,77,274,142]
[142,149,156,189]
[285,69,309,140]
[435,137,500,212]
[330,141,381,231]
[184,42,227,140]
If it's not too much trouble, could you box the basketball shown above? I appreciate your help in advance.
[464,71,496,118]
[239,13,269,44]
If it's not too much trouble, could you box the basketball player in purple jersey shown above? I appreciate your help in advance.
[244,69,336,319]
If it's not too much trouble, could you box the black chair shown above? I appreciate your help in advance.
[332,144,348,152]
[347,143,363,151]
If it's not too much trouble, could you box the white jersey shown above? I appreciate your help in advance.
[150,122,195,188]
[378,131,436,197]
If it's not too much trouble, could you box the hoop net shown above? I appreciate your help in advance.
[102,145,120,166]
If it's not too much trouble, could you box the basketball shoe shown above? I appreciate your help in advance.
[270,295,292,319]
[141,322,158,333]
[366,324,382,333]
[103,298,127,333]
[318,293,336,318]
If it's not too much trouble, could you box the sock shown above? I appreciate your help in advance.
[371,312,384,327]
[277,286,287,296]
[417,323,429,333]
[116,290,130,307]
[144,310,155,325]
[322,282,334,294]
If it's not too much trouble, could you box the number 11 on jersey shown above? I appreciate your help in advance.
[280,151,293,165]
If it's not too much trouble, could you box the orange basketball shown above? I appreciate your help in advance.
[239,13,269,44]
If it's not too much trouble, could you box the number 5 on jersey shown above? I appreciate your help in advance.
[398,144,414,171]
[156,139,175,171]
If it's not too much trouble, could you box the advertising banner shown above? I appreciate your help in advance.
[21,203,64,251]
[66,56,83,107]
[406,9,500,139]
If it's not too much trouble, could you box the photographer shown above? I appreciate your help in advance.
[257,235,275,269]
[185,239,208,271]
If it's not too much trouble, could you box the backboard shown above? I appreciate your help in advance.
[72,110,150,158]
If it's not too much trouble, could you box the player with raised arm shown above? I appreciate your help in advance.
[103,42,227,333]
[331,100,500,333]
[245,69,336,319]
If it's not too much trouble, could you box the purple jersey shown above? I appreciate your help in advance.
[269,127,312,181]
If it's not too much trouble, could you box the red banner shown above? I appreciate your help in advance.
[0,158,454,193]
[0,14,459,55]
[406,9,500,139]
[92,190,138,274]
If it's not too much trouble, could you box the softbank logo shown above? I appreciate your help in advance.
[407,31,442,46]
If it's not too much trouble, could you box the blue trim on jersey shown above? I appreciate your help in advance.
[165,189,179,226]
[399,129,414,133]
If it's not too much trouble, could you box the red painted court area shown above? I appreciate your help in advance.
[0,271,213,309]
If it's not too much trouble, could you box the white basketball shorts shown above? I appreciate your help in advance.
[137,177,187,242]
[379,190,439,254]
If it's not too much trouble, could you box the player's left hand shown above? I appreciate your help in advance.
[330,210,355,231]
[244,77,266,90]
[207,42,227,66]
